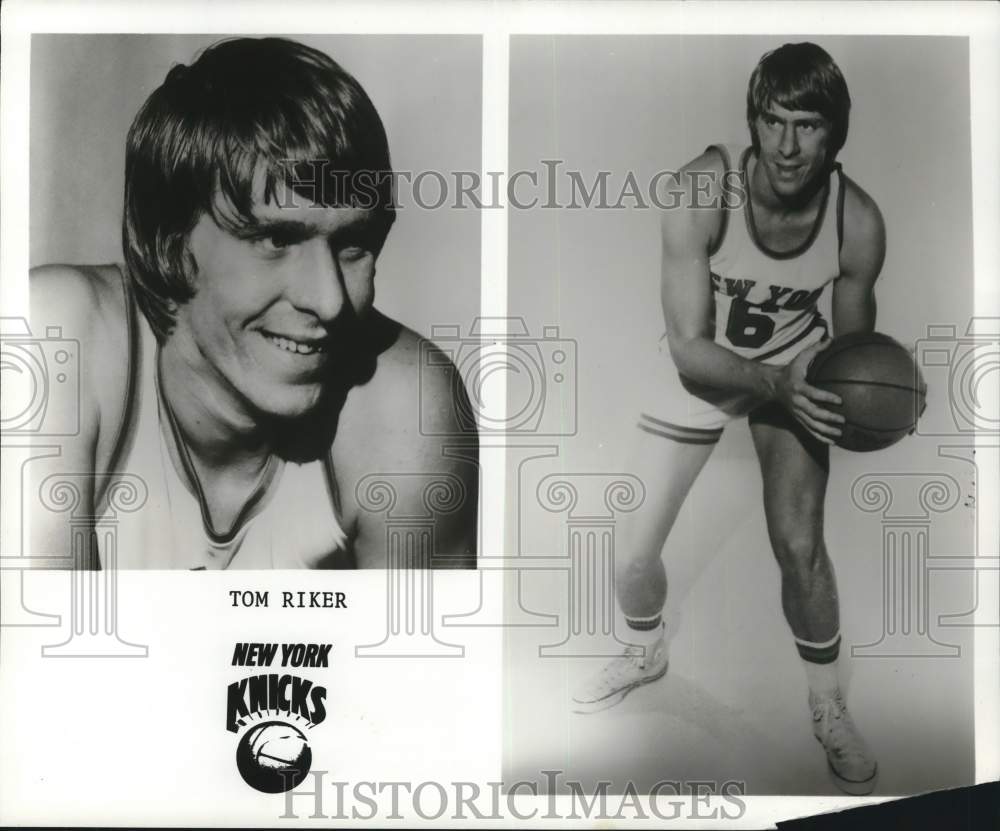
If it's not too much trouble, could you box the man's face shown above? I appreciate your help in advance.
[173,178,383,422]
[754,102,832,200]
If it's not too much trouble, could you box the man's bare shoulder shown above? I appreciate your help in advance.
[30,263,128,337]
[838,173,886,278]
[679,146,730,178]
[677,147,731,199]
[839,173,885,245]
[29,264,131,467]
[658,148,730,252]
[356,318,466,435]
[334,313,478,567]
[344,313,471,452]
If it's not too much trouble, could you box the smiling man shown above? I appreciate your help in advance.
[573,43,885,795]
[29,38,477,570]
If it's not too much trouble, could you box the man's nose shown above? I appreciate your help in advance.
[778,123,798,157]
[292,240,345,322]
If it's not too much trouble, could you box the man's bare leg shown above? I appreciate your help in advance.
[572,424,716,712]
[749,404,877,795]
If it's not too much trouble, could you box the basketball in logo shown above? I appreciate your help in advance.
[235,721,312,793]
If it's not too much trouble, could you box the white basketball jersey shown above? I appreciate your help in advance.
[97,271,351,569]
[708,144,843,364]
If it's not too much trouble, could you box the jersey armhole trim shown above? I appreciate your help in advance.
[704,144,732,258]
[95,264,141,513]
[835,163,846,253]
[321,451,346,533]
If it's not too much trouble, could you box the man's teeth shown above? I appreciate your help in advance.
[264,334,325,355]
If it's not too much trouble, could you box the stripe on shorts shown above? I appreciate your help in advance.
[638,414,723,445]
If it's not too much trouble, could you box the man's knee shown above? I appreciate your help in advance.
[770,527,827,580]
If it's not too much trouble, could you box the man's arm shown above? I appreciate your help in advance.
[399,340,478,568]
[344,328,477,569]
[832,177,885,337]
[659,152,844,443]
[24,265,108,568]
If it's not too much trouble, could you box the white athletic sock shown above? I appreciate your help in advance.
[803,658,840,697]
[624,613,665,650]
[795,633,842,697]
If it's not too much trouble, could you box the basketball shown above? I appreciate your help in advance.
[236,721,312,793]
[251,723,307,769]
[807,331,927,452]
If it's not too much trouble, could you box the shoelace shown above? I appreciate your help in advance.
[587,649,647,688]
[603,650,644,676]
[812,695,865,761]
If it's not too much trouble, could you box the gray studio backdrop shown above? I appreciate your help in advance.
[29,34,482,345]
[504,35,976,796]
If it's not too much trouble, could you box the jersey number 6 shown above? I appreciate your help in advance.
[725,298,776,349]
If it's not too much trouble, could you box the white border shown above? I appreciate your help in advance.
[969,18,1000,790]
[2,1,997,827]
[479,27,510,566]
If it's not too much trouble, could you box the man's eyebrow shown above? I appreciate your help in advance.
[236,213,378,240]
[233,218,318,239]
[763,109,824,124]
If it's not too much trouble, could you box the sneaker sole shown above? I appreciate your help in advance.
[815,738,879,796]
[829,761,878,796]
[571,661,668,715]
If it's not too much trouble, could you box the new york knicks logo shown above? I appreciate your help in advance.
[226,642,331,793]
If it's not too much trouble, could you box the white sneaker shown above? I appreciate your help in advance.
[810,690,878,795]
[571,632,669,714]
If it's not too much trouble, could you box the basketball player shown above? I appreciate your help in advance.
[573,43,884,794]
[28,38,477,569]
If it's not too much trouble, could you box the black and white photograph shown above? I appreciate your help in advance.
[503,33,985,798]
[0,2,997,828]
[21,33,482,570]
